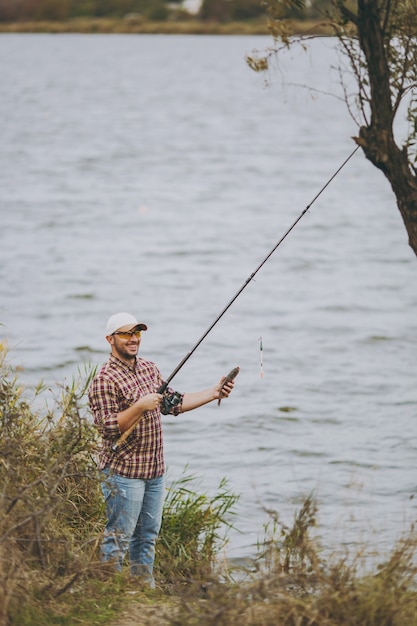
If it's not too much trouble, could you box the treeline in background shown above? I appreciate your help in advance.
[0,0,333,23]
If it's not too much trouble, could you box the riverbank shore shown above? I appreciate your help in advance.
[0,17,332,35]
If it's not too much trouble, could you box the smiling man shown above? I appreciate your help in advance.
[88,312,235,588]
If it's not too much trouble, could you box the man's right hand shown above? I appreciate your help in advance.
[117,393,162,434]
[136,393,163,412]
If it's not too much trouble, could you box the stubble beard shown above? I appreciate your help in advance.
[113,339,139,364]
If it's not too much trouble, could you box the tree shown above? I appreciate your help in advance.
[248,0,417,257]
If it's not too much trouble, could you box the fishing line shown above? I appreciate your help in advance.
[259,336,264,378]
[161,145,360,391]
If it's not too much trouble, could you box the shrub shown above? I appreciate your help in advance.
[0,343,103,625]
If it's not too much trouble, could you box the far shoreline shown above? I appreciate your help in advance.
[0,17,333,36]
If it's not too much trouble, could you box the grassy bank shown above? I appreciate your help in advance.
[2,342,417,626]
[0,17,332,35]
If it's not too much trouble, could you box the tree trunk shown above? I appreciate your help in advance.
[354,0,417,256]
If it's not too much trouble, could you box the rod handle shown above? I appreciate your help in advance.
[111,411,145,452]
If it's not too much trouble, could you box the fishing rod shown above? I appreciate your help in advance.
[159,145,360,400]
[112,145,359,449]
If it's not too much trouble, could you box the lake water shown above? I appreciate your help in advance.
[1,33,417,564]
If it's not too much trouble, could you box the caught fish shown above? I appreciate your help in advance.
[218,366,240,406]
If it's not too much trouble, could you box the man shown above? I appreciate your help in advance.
[88,312,235,588]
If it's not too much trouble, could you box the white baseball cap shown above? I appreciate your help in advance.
[105,312,148,336]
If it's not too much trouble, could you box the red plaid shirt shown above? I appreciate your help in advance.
[88,355,183,479]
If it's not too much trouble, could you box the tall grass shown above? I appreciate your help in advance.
[157,472,239,583]
[169,497,417,626]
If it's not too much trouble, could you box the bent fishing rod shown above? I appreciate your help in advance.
[112,145,359,450]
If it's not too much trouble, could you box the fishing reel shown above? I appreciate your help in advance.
[160,390,183,415]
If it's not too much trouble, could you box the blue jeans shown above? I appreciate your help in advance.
[101,469,165,587]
